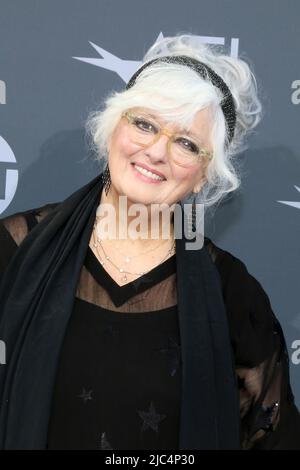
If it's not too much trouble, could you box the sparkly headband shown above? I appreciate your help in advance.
[125,55,237,144]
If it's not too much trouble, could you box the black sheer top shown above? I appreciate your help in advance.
[0,204,300,450]
[47,247,180,450]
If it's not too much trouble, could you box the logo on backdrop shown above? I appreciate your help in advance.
[0,136,18,215]
[72,33,240,82]
[1,79,18,214]
[277,186,300,209]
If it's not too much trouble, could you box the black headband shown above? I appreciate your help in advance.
[125,55,237,144]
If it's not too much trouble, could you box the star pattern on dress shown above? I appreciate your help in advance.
[99,431,113,450]
[137,400,166,433]
[154,334,181,376]
[77,388,93,404]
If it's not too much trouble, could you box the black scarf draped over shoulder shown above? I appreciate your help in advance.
[0,174,240,449]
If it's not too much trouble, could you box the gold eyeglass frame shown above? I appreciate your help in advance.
[121,110,213,164]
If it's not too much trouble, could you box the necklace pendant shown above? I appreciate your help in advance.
[121,274,127,282]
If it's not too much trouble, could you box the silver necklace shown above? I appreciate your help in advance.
[92,224,175,283]
[94,215,171,264]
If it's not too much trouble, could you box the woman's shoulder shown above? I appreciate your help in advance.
[0,202,59,268]
[204,236,278,367]
[204,235,270,300]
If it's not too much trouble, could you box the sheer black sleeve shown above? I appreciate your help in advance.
[0,204,58,282]
[208,240,300,450]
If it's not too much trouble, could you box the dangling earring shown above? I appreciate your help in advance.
[101,163,111,195]
[186,192,197,238]
[192,194,197,232]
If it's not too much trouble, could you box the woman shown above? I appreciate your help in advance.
[0,34,299,450]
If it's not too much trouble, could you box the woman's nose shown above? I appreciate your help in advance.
[145,134,170,162]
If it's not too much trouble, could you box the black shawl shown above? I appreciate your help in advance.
[0,173,240,449]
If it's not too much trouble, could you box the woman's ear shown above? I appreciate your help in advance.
[193,156,211,192]
[193,182,202,193]
[193,176,207,193]
[107,135,112,153]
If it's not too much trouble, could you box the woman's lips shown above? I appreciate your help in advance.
[133,161,166,179]
[131,163,166,184]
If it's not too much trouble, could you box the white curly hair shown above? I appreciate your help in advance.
[85,34,263,211]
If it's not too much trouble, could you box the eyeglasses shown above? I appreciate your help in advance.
[121,110,213,168]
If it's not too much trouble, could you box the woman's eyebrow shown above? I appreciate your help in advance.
[141,111,204,141]
[176,126,205,143]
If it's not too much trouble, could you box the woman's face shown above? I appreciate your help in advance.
[107,106,213,207]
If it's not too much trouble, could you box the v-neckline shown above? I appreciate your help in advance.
[84,246,176,307]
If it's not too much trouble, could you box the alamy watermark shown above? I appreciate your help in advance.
[291,340,300,365]
[95,197,205,250]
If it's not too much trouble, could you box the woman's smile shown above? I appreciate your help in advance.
[131,162,166,184]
